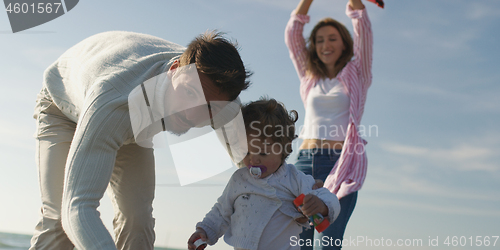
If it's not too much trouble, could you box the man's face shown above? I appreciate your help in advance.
[164,62,230,135]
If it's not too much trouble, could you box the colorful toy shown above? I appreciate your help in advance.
[193,236,207,250]
[293,194,330,233]
[366,0,384,8]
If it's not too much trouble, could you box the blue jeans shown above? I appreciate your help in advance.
[295,149,358,250]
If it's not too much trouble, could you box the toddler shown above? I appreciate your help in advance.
[187,98,340,250]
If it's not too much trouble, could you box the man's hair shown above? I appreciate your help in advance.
[241,97,299,161]
[180,31,252,101]
[306,18,354,79]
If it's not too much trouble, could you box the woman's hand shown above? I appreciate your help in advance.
[349,0,365,10]
[187,228,207,250]
[294,0,314,15]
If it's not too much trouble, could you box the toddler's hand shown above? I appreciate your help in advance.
[187,228,208,250]
[300,194,328,217]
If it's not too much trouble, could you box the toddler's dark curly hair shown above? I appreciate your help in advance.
[241,97,298,161]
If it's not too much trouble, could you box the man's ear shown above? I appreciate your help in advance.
[169,60,180,71]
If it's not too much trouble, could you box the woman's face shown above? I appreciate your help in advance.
[315,25,345,68]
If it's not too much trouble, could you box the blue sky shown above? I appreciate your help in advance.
[1,0,499,249]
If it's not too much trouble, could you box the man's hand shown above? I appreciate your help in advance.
[312,179,324,190]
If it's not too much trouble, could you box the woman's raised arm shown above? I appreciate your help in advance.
[349,0,365,10]
[294,0,313,15]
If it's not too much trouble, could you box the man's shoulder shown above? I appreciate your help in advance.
[77,31,185,51]
[85,31,158,41]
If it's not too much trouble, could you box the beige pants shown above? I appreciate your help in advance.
[29,89,155,250]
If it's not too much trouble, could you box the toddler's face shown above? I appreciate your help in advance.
[243,135,283,178]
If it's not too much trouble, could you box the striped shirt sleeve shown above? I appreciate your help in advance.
[324,4,374,199]
[284,12,310,81]
[347,4,373,94]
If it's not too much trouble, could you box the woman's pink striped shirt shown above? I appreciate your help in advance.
[285,4,373,199]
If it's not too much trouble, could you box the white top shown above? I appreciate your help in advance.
[197,163,340,250]
[299,77,350,141]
